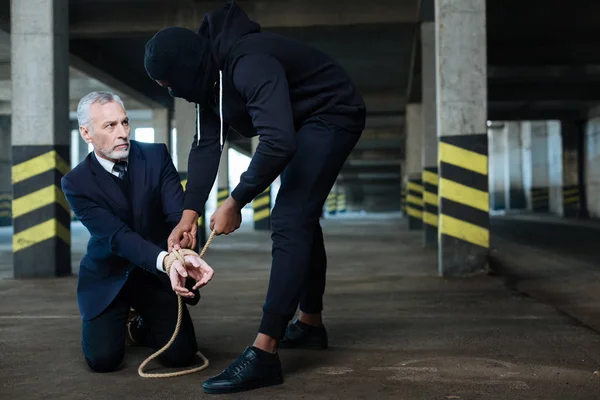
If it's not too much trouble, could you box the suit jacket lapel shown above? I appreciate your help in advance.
[128,142,146,233]
[89,153,129,212]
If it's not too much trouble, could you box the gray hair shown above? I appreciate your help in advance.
[77,91,126,131]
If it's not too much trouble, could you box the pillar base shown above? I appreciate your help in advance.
[408,216,423,230]
[423,167,439,247]
[438,134,490,277]
[563,185,580,218]
[406,177,423,230]
[253,186,271,231]
[509,189,526,209]
[326,191,337,215]
[531,187,549,212]
[12,145,71,278]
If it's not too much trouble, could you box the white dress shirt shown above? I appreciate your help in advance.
[93,151,168,274]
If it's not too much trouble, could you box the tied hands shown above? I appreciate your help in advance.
[165,251,214,298]
[165,196,241,296]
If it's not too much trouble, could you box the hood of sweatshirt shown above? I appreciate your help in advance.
[197,0,261,70]
[144,1,260,148]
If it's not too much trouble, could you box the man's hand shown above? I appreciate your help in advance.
[167,254,215,297]
[210,196,242,235]
[168,210,199,251]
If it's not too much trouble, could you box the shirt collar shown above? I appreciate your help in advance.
[93,151,128,175]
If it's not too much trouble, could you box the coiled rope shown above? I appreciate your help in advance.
[138,230,216,378]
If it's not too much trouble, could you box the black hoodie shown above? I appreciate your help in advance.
[167,1,366,212]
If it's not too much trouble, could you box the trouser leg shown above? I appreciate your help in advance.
[258,118,362,339]
[299,222,327,314]
[131,268,198,367]
[81,284,130,372]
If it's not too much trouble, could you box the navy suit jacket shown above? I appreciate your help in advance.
[61,141,198,321]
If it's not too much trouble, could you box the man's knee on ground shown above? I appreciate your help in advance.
[85,350,124,373]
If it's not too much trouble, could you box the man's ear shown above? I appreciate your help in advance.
[80,126,92,144]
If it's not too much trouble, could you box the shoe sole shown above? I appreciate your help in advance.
[203,376,284,395]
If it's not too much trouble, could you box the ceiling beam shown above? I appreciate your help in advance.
[68,0,418,38]
[489,42,600,66]
[69,41,172,109]
[488,81,600,102]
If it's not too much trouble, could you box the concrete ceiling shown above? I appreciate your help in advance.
[1,0,599,201]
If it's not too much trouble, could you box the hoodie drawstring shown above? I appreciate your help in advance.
[196,70,224,152]
[219,70,223,151]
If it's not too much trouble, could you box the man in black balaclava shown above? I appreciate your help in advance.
[145,1,366,395]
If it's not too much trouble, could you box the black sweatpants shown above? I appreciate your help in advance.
[81,267,198,372]
[259,116,362,339]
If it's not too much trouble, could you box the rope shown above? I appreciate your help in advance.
[138,230,217,378]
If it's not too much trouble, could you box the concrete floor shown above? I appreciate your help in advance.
[1,214,600,399]
[491,214,600,334]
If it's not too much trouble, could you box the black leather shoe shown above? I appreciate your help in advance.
[279,319,328,349]
[202,346,283,394]
[126,310,150,347]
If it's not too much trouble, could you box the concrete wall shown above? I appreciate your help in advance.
[585,118,600,218]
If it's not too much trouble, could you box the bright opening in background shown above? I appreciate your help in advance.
[135,128,154,143]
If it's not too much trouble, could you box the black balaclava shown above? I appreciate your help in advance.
[144,27,217,106]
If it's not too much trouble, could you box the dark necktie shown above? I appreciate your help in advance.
[113,161,128,179]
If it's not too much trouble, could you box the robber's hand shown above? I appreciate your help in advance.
[210,196,242,235]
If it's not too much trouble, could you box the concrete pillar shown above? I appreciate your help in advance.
[421,20,439,246]
[436,0,488,277]
[560,121,581,217]
[336,185,347,214]
[584,118,600,218]
[175,98,206,246]
[488,125,507,212]
[530,121,550,212]
[216,141,230,208]
[174,98,196,172]
[405,103,423,230]
[251,137,271,230]
[504,122,525,210]
[326,188,337,215]
[521,121,533,210]
[0,117,11,227]
[547,121,563,215]
[11,0,71,278]
[152,108,170,152]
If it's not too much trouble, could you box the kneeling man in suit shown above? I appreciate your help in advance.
[62,91,214,372]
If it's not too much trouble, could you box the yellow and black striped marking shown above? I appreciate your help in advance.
[12,145,71,277]
[336,191,347,213]
[422,166,439,246]
[0,192,11,227]
[253,186,271,230]
[179,172,206,248]
[438,134,489,275]
[401,186,406,214]
[406,178,423,230]
[531,187,549,212]
[326,191,337,215]
[563,185,579,216]
[217,187,229,208]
